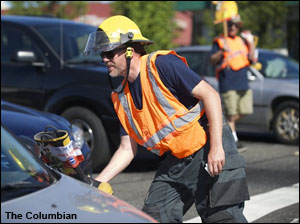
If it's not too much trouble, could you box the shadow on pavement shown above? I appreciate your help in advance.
[238,132,279,144]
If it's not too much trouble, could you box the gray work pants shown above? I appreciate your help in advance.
[142,122,250,223]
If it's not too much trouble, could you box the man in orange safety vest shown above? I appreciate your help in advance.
[211,15,256,152]
[84,15,250,223]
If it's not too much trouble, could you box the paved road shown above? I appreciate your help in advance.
[94,135,299,223]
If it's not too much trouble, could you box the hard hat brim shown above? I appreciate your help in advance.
[84,31,153,56]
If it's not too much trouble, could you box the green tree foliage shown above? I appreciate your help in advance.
[111,1,177,52]
[200,1,288,49]
[7,1,88,19]
[195,8,215,45]
[238,1,288,49]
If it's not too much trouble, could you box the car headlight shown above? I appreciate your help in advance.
[70,124,84,149]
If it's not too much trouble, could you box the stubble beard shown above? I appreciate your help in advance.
[108,66,126,78]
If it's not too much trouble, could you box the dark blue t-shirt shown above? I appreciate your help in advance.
[212,41,250,93]
[120,54,203,136]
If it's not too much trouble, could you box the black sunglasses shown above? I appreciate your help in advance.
[228,22,239,28]
[100,47,127,59]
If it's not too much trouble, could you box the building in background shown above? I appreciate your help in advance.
[172,11,193,46]
[73,2,112,26]
[175,1,211,46]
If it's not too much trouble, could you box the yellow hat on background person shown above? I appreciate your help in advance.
[84,15,153,55]
[213,1,241,25]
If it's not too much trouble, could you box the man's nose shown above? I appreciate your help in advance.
[102,57,109,63]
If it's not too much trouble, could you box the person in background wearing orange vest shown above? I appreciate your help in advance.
[84,15,250,223]
[211,16,256,153]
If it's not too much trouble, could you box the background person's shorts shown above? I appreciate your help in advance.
[221,89,253,116]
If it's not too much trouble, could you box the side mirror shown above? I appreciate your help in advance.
[247,70,256,81]
[11,50,45,67]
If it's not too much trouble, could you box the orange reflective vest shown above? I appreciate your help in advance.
[215,35,250,79]
[111,50,207,159]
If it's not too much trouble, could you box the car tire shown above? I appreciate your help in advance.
[273,101,299,145]
[61,106,111,170]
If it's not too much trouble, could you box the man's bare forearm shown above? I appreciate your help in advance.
[210,50,223,65]
[95,136,137,183]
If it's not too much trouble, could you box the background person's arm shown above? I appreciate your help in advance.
[210,49,224,66]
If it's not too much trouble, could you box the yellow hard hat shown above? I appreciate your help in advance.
[84,15,153,55]
[214,1,240,24]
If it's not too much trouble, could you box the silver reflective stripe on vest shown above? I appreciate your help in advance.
[143,101,204,148]
[150,149,160,156]
[173,101,203,128]
[146,52,177,117]
[117,52,204,149]
[143,122,174,148]
[118,91,143,140]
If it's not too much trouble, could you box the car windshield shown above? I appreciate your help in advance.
[176,51,215,78]
[35,23,102,65]
[1,126,56,202]
[258,51,299,79]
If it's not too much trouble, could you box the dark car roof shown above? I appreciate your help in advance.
[174,44,277,55]
[174,45,212,52]
[1,15,90,28]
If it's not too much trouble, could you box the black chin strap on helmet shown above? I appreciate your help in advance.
[108,47,133,93]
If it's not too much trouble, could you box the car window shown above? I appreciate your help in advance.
[177,51,215,78]
[1,27,42,63]
[258,51,299,79]
[36,24,100,64]
[1,126,56,202]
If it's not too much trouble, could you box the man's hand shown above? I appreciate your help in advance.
[207,145,225,177]
[241,30,254,45]
[241,30,256,62]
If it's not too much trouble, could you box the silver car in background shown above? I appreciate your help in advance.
[175,46,299,145]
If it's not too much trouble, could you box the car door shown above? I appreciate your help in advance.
[1,22,48,110]
[237,65,266,132]
[241,50,299,134]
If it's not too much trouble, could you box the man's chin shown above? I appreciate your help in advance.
[228,31,237,37]
[108,72,120,78]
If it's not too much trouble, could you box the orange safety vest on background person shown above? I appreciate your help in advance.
[111,50,207,159]
[215,35,250,79]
